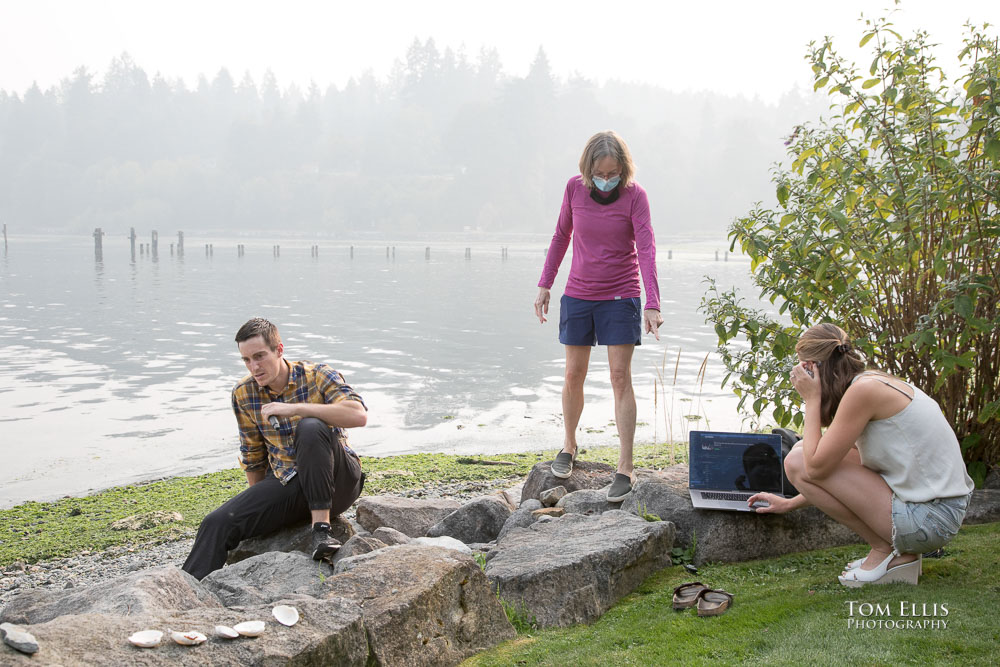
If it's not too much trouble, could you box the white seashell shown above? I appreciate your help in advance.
[215,625,240,639]
[272,605,299,627]
[128,629,163,648]
[232,621,266,637]
[169,629,207,646]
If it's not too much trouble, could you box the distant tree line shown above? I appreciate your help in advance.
[0,41,827,237]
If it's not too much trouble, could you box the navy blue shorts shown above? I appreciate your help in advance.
[559,295,642,346]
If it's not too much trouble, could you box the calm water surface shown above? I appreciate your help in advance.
[0,234,766,507]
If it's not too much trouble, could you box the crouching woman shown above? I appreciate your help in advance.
[748,323,974,587]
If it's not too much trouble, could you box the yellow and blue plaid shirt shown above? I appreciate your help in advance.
[231,359,365,484]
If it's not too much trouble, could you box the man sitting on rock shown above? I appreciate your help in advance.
[182,317,367,579]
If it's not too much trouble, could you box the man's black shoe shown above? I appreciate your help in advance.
[311,522,342,561]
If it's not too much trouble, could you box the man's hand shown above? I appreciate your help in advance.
[644,309,663,340]
[261,402,298,420]
[534,287,550,324]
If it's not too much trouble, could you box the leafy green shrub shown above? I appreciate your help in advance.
[701,14,1000,481]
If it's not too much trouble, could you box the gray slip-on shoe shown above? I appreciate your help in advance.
[607,473,633,502]
[550,451,575,479]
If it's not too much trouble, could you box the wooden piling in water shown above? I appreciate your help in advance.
[177,231,184,258]
[715,250,719,261]
[668,250,672,259]
[93,228,104,261]
[151,231,158,259]
[129,227,137,259]
[465,247,471,260]
[425,247,430,260]
[350,245,354,259]
[392,246,396,259]
[2,223,6,252]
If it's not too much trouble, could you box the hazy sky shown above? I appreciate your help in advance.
[2,0,998,102]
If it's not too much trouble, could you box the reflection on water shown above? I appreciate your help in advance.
[0,234,768,507]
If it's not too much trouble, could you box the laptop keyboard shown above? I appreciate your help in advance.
[702,491,754,502]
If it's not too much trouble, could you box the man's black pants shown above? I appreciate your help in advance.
[182,418,363,580]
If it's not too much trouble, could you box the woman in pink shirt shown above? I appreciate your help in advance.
[534,130,662,501]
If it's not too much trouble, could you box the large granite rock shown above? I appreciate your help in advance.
[426,497,513,543]
[620,466,858,564]
[556,489,615,515]
[496,503,543,542]
[329,544,516,665]
[966,489,1000,524]
[0,565,221,625]
[371,527,410,546]
[521,460,616,504]
[0,597,368,665]
[226,516,355,564]
[202,551,332,607]
[356,496,461,537]
[330,536,388,567]
[485,511,676,627]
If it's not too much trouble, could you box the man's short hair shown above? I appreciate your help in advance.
[235,318,281,351]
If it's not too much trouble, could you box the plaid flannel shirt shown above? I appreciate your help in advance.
[231,359,365,484]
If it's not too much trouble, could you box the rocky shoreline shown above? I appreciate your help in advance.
[0,477,519,610]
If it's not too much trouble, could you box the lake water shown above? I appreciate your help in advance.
[0,233,766,507]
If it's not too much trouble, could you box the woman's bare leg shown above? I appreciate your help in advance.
[607,344,636,476]
[785,448,915,568]
[562,345,591,455]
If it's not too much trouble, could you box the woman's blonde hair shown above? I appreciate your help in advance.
[795,323,867,427]
[578,130,636,189]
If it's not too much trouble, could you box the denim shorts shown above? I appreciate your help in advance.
[558,295,642,346]
[891,492,972,554]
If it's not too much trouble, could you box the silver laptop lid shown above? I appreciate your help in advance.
[689,431,784,495]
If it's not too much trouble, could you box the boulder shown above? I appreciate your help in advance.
[371,527,411,546]
[532,507,565,518]
[620,466,858,564]
[410,536,473,555]
[966,489,1000,524]
[539,486,567,507]
[520,460,616,504]
[226,516,355,564]
[556,489,615,515]
[0,566,222,625]
[497,506,541,542]
[520,499,543,512]
[356,497,461,537]
[426,497,512,543]
[486,511,675,627]
[0,597,368,665]
[984,467,1000,490]
[202,551,332,607]
[327,544,515,665]
[330,536,388,567]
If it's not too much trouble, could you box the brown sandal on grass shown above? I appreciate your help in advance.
[696,588,734,616]
[672,582,708,609]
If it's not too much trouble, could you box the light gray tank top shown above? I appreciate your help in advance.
[852,372,974,503]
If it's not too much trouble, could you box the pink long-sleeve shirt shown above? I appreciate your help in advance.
[538,176,660,311]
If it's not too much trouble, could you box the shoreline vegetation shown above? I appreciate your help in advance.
[0,444,686,568]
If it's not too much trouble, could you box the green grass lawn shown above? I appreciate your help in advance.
[0,444,684,567]
[464,522,1000,666]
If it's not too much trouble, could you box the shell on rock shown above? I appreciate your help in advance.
[215,625,240,639]
[233,620,266,637]
[272,605,299,627]
[128,629,163,648]
[169,629,207,646]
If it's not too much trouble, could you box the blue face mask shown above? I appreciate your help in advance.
[593,176,620,192]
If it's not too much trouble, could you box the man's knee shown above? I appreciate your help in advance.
[296,417,330,444]
[199,505,235,535]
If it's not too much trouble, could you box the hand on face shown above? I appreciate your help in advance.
[790,361,821,401]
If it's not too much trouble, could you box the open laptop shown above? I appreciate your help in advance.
[688,430,785,511]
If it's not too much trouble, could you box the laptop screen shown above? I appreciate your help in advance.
[688,431,784,494]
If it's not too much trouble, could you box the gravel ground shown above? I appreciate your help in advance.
[0,477,523,610]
